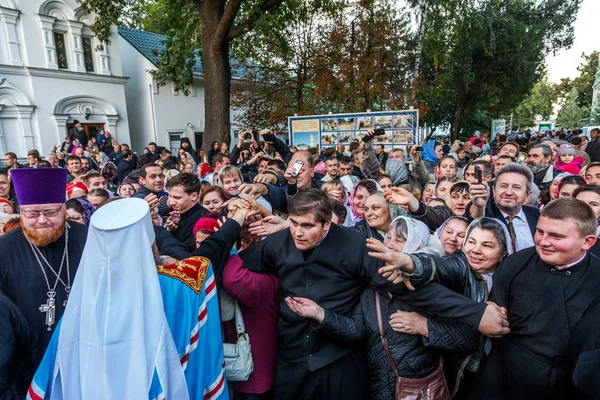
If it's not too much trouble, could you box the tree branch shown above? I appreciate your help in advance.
[214,0,243,44]
[227,0,286,42]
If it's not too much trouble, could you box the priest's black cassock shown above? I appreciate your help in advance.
[239,222,488,400]
[0,222,87,363]
[471,247,600,399]
[171,202,206,252]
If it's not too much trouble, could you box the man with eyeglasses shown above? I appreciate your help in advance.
[0,168,87,391]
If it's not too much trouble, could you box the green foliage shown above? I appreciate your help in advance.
[555,51,599,110]
[512,78,557,130]
[232,2,415,130]
[589,102,600,125]
[556,88,589,129]
[417,0,581,139]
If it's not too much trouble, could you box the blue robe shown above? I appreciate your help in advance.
[27,256,227,400]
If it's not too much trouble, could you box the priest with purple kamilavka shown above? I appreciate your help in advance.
[0,168,87,393]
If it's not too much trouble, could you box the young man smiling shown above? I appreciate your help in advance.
[472,197,600,399]
[165,172,206,251]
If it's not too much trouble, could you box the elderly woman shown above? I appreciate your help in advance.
[286,216,478,400]
[372,217,512,398]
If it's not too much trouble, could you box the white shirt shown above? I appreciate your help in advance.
[501,208,535,251]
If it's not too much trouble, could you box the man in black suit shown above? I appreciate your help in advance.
[585,127,600,163]
[485,162,539,252]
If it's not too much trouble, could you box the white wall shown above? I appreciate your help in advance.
[0,0,130,156]
[118,35,155,152]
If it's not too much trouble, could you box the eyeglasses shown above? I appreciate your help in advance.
[21,205,63,219]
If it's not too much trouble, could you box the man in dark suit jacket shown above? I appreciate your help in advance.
[585,127,600,163]
[485,162,539,251]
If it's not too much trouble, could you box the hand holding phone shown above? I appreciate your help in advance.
[474,166,483,184]
[291,160,304,177]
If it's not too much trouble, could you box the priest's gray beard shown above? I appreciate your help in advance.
[23,220,66,247]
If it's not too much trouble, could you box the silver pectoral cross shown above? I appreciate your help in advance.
[40,292,56,331]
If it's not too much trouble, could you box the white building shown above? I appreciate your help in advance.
[118,26,244,153]
[0,0,131,157]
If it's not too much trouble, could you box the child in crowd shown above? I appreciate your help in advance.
[554,143,584,175]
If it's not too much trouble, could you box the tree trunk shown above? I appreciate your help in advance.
[202,37,232,150]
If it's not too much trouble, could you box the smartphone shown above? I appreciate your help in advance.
[262,133,277,142]
[373,127,386,136]
[474,166,482,184]
[291,160,304,177]
[414,146,423,152]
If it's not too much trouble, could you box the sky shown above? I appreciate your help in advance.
[545,0,600,84]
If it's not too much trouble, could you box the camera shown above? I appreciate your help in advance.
[244,132,252,140]
[414,146,423,152]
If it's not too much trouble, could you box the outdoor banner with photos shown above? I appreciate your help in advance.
[288,110,419,153]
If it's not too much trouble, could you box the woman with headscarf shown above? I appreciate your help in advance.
[348,179,380,226]
[384,216,445,256]
[65,198,95,226]
[286,216,479,400]
[434,216,470,255]
[421,141,444,174]
[371,217,513,398]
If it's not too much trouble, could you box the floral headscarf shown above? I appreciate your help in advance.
[75,198,95,226]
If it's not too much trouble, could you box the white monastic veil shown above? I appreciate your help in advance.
[50,198,189,400]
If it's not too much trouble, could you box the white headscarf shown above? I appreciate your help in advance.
[389,216,444,256]
[51,198,189,399]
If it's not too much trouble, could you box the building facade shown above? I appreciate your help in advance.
[0,0,131,158]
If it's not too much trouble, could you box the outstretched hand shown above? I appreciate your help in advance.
[384,187,414,207]
[366,238,415,290]
[285,297,325,323]
[248,215,289,236]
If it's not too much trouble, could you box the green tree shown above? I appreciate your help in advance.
[556,88,589,129]
[417,0,580,140]
[232,2,416,130]
[512,78,557,130]
[78,0,326,147]
[555,51,600,110]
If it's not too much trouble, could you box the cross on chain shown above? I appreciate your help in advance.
[39,296,56,331]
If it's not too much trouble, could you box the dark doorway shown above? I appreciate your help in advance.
[65,123,105,143]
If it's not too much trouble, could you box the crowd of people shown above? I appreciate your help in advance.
[1,125,600,400]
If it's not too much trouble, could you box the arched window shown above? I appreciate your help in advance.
[37,1,111,74]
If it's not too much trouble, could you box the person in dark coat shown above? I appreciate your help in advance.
[179,137,198,163]
[67,120,87,148]
[585,127,600,163]
[0,293,39,399]
[116,149,134,183]
[471,198,600,399]
[164,172,206,252]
